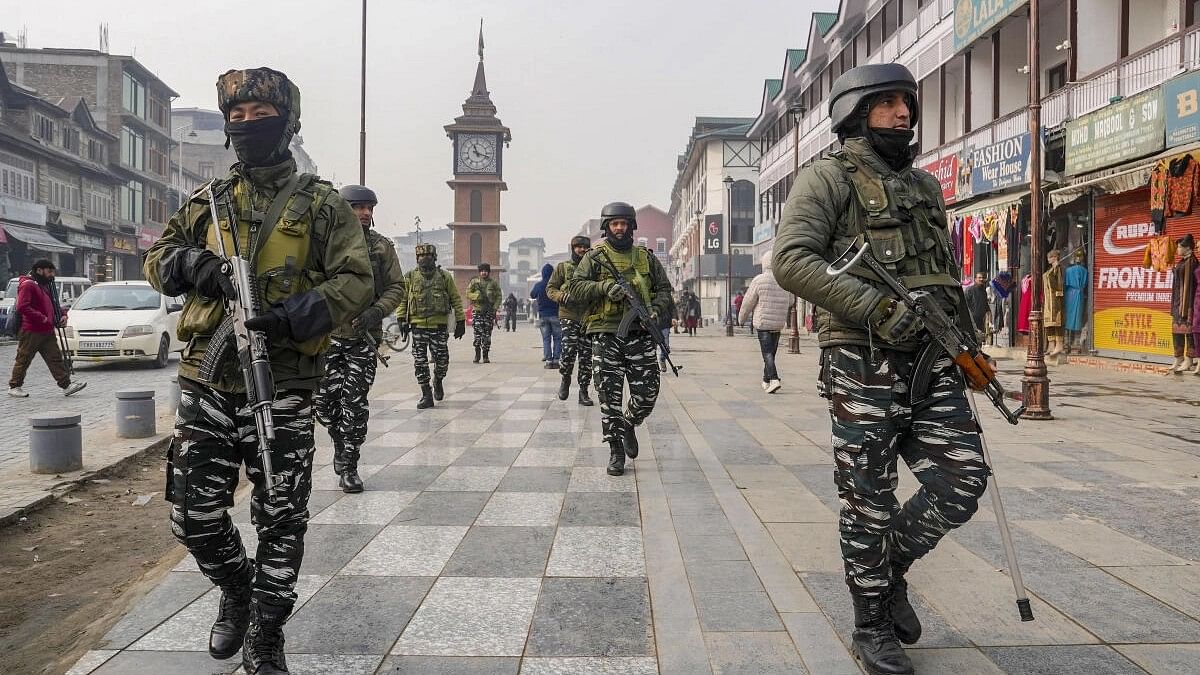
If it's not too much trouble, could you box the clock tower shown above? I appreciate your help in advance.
[445,23,511,294]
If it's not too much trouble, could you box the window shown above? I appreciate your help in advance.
[518,246,529,256]
[62,127,80,153]
[656,238,667,254]
[469,189,483,222]
[120,179,144,223]
[148,140,168,176]
[85,188,113,220]
[637,237,648,247]
[122,72,146,118]
[86,138,105,162]
[1047,62,1068,94]
[121,126,144,170]
[730,179,756,244]
[469,233,483,265]
[34,114,55,142]
[198,162,215,179]
[50,178,81,212]
[0,151,36,201]
[148,95,168,128]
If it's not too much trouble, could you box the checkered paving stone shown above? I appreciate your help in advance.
[67,330,1200,674]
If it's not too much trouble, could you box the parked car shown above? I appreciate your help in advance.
[0,275,91,324]
[62,281,185,368]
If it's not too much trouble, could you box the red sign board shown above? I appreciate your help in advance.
[1092,189,1200,358]
[920,155,959,205]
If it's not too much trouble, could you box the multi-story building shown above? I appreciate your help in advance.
[0,60,120,284]
[1,45,177,279]
[506,237,545,297]
[667,117,760,319]
[749,0,1200,364]
[391,226,453,277]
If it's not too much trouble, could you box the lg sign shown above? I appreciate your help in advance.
[703,214,724,254]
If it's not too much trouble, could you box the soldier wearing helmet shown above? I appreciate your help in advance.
[546,234,596,407]
[566,203,673,476]
[143,67,373,675]
[466,261,502,363]
[773,63,988,675]
[395,242,465,409]
[314,185,406,494]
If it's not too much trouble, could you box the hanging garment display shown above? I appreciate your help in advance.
[981,210,999,243]
[1063,261,1088,332]
[1150,159,1169,232]
[1167,154,1198,216]
[952,216,964,266]
[1143,235,1177,272]
[1018,273,1033,334]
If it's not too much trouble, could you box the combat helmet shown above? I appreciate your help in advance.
[216,67,301,158]
[600,202,638,232]
[414,243,437,259]
[828,64,919,134]
[339,185,378,206]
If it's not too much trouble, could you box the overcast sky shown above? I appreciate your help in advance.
[7,0,837,246]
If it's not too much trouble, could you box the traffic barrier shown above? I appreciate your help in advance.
[115,389,156,439]
[29,412,83,473]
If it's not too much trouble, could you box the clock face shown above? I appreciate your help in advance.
[457,134,498,173]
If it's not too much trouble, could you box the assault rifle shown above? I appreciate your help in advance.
[827,238,1024,425]
[361,329,390,367]
[197,183,279,497]
[594,249,681,377]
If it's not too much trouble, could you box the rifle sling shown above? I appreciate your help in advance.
[249,172,305,271]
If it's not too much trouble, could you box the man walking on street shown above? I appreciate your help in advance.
[739,248,789,393]
[467,262,502,363]
[7,259,87,397]
[567,202,673,477]
[547,235,594,406]
[503,293,519,332]
[773,64,989,675]
[964,271,990,346]
[144,67,374,675]
[530,263,561,369]
[397,243,465,409]
[314,185,405,494]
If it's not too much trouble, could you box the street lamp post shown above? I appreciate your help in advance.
[172,124,197,202]
[724,175,734,337]
[359,0,368,184]
[787,97,807,354]
[693,208,702,308]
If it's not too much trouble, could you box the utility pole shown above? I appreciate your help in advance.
[787,98,806,354]
[359,0,367,184]
[724,175,735,337]
[1021,0,1053,419]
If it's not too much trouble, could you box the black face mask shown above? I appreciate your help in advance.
[865,126,916,171]
[225,116,288,167]
[605,230,633,251]
[418,258,437,274]
[571,250,584,264]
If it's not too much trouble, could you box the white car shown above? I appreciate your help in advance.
[63,281,185,368]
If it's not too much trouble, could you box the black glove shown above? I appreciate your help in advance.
[453,320,466,339]
[870,298,924,343]
[352,306,385,331]
[244,306,293,343]
[191,250,235,300]
[397,319,410,337]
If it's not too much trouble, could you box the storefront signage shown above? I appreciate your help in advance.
[1163,70,1200,148]
[969,132,1032,194]
[1091,189,1200,359]
[703,214,724,255]
[138,226,163,252]
[752,219,775,245]
[66,231,104,250]
[0,195,47,226]
[1065,88,1165,176]
[920,154,959,205]
[107,232,138,255]
[953,0,1027,51]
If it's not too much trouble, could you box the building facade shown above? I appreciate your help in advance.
[391,227,453,277]
[505,237,544,298]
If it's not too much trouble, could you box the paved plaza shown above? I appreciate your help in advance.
[63,328,1200,674]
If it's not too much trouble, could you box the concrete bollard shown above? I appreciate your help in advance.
[116,389,156,439]
[167,376,181,413]
[29,412,83,474]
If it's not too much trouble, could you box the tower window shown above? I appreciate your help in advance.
[470,232,483,265]
[469,190,483,222]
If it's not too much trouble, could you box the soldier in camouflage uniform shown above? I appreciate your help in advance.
[774,64,988,675]
[314,185,405,494]
[567,202,672,476]
[466,262,502,363]
[144,68,373,675]
[547,235,594,406]
[396,243,465,409]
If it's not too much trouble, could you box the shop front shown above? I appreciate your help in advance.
[66,230,106,281]
[103,231,141,281]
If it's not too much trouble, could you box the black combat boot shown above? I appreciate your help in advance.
[851,594,914,675]
[558,374,571,400]
[331,443,347,476]
[622,423,640,459]
[242,599,290,675]
[339,453,364,493]
[209,563,253,659]
[433,377,445,401]
[482,349,490,363]
[474,346,481,363]
[577,385,594,406]
[890,563,922,645]
[417,385,435,409]
[607,441,625,476]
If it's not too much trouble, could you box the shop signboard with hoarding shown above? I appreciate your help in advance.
[1164,70,1200,148]
[1065,88,1165,176]
[1091,189,1200,361]
[920,155,959,205]
[953,0,1027,51]
[969,132,1032,194]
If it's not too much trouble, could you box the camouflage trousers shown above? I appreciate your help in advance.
[167,377,316,610]
[473,311,495,354]
[412,326,449,386]
[314,336,378,469]
[559,318,592,387]
[819,345,988,599]
[592,331,660,443]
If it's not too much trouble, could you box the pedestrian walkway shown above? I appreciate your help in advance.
[67,330,1200,674]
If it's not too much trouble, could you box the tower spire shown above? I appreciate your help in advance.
[478,18,485,61]
[471,18,489,99]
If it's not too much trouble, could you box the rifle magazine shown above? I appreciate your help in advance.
[197,317,235,384]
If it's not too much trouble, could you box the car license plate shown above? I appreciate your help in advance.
[80,340,114,349]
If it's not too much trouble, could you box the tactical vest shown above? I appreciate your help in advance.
[834,151,960,306]
[584,244,654,325]
[177,174,333,355]
[367,230,388,302]
[469,277,499,308]
[407,268,453,319]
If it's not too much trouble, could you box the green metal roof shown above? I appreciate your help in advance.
[765,79,782,100]
[786,49,807,71]
[815,12,838,36]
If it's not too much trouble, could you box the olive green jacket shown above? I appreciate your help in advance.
[144,158,373,391]
[565,241,673,334]
[772,137,962,351]
[331,228,406,340]
[396,267,465,328]
[546,259,581,321]
[466,276,502,313]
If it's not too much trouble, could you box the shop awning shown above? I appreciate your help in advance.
[0,222,76,254]
[948,191,1027,218]
[1049,140,1200,209]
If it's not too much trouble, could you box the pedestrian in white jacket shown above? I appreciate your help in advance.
[739,248,791,392]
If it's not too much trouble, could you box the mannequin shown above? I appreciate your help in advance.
[1043,249,1065,357]
[1063,251,1089,354]
[1192,258,1200,375]
[1169,234,1197,373]
[1018,273,1033,334]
